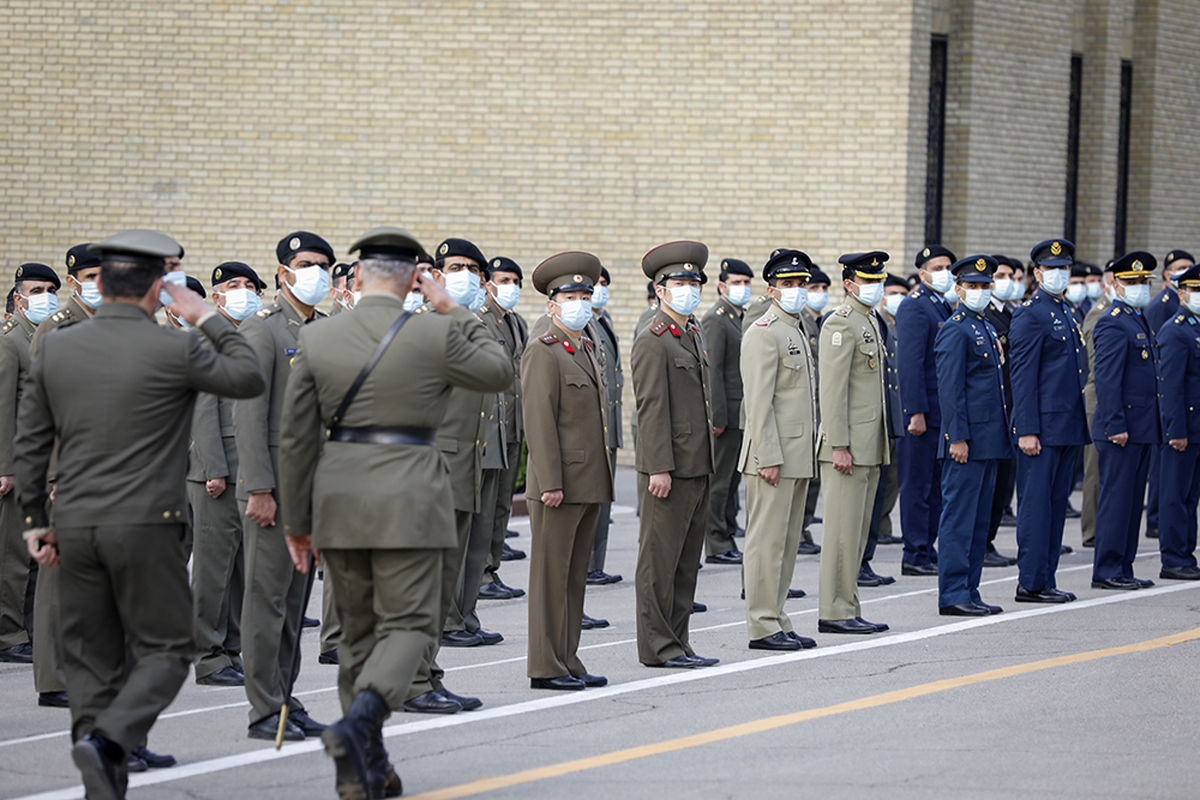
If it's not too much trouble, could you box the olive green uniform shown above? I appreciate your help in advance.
[0,313,36,653]
[816,299,889,620]
[701,296,744,557]
[587,310,623,572]
[482,307,527,587]
[1080,294,1110,546]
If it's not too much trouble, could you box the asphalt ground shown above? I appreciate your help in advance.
[3,466,1199,799]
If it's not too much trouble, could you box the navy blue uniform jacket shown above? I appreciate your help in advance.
[934,308,1010,460]
[1008,288,1090,447]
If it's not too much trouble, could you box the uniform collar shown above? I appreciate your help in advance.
[95,301,156,322]
[14,310,37,338]
[484,292,507,317]
[719,294,743,317]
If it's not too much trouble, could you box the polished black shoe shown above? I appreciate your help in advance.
[1160,565,1200,581]
[973,601,1003,615]
[706,550,743,565]
[38,690,70,707]
[983,550,1015,568]
[1146,527,1159,540]
[302,615,320,628]
[1091,577,1140,590]
[289,709,327,737]
[1014,585,1069,603]
[441,629,483,647]
[586,570,622,585]
[0,642,33,663]
[506,528,519,538]
[692,601,707,613]
[531,675,585,690]
[402,690,461,714]
[901,561,938,576]
[197,665,244,686]
[479,580,525,600]
[688,654,720,666]
[248,714,304,741]
[818,618,877,634]
[319,649,339,664]
[126,752,148,772]
[73,732,127,800]
[1064,502,1081,519]
[132,745,176,769]
[1082,539,1096,548]
[750,631,802,651]
[1049,588,1077,601]
[1133,577,1155,588]
[797,541,822,555]
[856,617,889,632]
[439,688,482,711]
[857,565,885,587]
[501,542,526,561]
[940,602,989,617]
[787,587,807,599]
[1060,544,1074,555]
[476,629,504,645]
[578,673,608,687]
[581,612,610,630]
[999,510,1017,527]
[650,655,700,669]
[785,631,818,649]
[876,535,904,545]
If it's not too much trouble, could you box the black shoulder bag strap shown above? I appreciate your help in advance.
[329,311,413,427]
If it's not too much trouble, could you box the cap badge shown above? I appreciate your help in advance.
[214,268,223,280]
[871,258,879,267]
[439,243,449,256]
[975,258,986,272]
[683,263,694,271]
[722,260,728,269]
[771,249,780,258]
[791,257,798,266]
[67,254,76,268]
[1050,241,1062,256]
[573,274,584,283]
[15,266,22,278]
[1132,260,1143,271]
[289,237,301,251]
[493,259,500,268]
[922,248,930,258]
[1168,252,1176,263]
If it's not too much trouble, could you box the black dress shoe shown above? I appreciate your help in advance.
[531,675,585,690]
[1082,539,1095,548]
[586,570,622,585]
[999,511,1018,527]
[127,752,148,772]
[506,528,519,538]
[692,601,707,613]
[289,709,327,736]
[439,688,482,711]
[1146,528,1159,540]
[1133,577,1154,588]
[688,654,720,666]
[982,550,1014,568]
[940,602,989,617]
[972,601,1003,615]
[132,745,176,769]
[797,541,821,555]
[441,629,483,647]
[1091,577,1141,590]
[1014,585,1069,603]
[817,618,877,634]
[901,561,938,576]
[650,655,700,669]
[581,612,610,630]
[577,673,608,687]
[876,535,904,545]
[0,642,33,663]
[749,632,802,651]
[705,550,742,565]
[38,690,70,707]
[855,617,889,632]
[1064,503,1081,519]
[73,732,126,800]
[302,615,320,628]
[249,714,304,740]
[476,629,504,645]
[857,565,884,587]
[1049,588,1077,601]
[1060,544,1074,555]
[786,631,818,649]
[500,543,526,561]
[479,580,525,600]
[402,690,461,714]
[1160,565,1200,580]
[787,587,807,599]
[197,665,244,686]
[319,649,339,664]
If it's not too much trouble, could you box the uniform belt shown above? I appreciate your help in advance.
[327,425,436,446]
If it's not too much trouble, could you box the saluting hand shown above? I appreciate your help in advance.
[162,279,210,326]
[419,272,457,314]
[0,475,13,497]
[246,491,277,527]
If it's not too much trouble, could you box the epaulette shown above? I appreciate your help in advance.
[0,319,14,334]
[1021,299,1032,307]
[650,319,669,336]
[834,305,852,318]
[539,333,559,345]
[255,307,273,318]
[754,312,775,327]
[951,312,964,322]
[1174,313,1186,324]
[1110,307,1121,317]
[1161,294,1171,303]
[50,308,73,324]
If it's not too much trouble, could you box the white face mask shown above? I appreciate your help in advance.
[726,284,752,307]
[159,270,186,307]
[1185,292,1200,315]
[962,287,992,312]
[665,285,701,316]
[219,288,262,321]
[942,286,959,304]
[1065,284,1087,304]
[775,286,807,315]
[556,298,593,331]
[285,264,331,306]
[1121,283,1151,308]
[443,269,481,306]
[403,292,424,312]
[883,293,905,317]
[855,282,884,308]
[350,290,362,307]
[927,269,953,294]
[22,292,58,324]
[806,290,828,312]
[591,284,610,308]
[494,283,521,310]
[77,279,104,309]
[1040,268,1070,295]
[993,278,1014,302]
[1086,281,1103,300]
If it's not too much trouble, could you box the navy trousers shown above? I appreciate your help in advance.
[1015,445,1079,591]
[862,463,890,565]
[898,427,941,566]
[1146,448,1161,530]
[1093,441,1152,581]
[1159,444,1200,570]
[987,456,1017,545]
[937,459,997,607]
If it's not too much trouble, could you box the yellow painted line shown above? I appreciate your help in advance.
[409,626,1200,799]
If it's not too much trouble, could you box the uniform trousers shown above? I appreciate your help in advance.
[448,469,501,633]
[323,548,444,713]
[1015,445,1079,591]
[484,439,522,583]
[0,493,30,649]
[705,428,742,556]
[57,524,193,751]
[319,572,340,655]
[1081,444,1100,546]
[33,555,66,693]
[864,441,899,563]
[527,499,598,678]
[937,459,997,607]
[589,448,619,572]
[240,502,307,725]
[800,474,820,545]
[987,456,1016,546]
[897,427,941,566]
[743,475,807,640]
[409,509,471,698]
[817,462,879,620]
[1146,449,1161,531]
[187,471,244,678]
[1159,444,1200,569]
[635,474,707,665]
[1093,442,1152,581]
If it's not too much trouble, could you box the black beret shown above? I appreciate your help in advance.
[488,256,523,281]
[905,273,921,289]
[331,262,352,280]
[950,254,997,284]
[1070,261,1091,278]
[599,265,611,284]
[719,258,753,280]
[884,273,909,290]
[839,251,890,276]
[65,243,101,273]
[436,238,486,268]
[15,262,61,290]
[806,265,831,286]
[212,261,267,290]
[416,251,435,267]
[1030,238,1074,267]
[915,244,956,268]
[276,231,335,266]
[1164,249,1195,270]
[1108,251,1156,279]
[185,276,206,299]
[762,249,813,283]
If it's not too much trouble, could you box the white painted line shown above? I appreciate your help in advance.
[14,578,1199,800]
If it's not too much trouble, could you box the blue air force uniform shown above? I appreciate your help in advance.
[1091,251,1163,587]
[934,256,1009,613]
[1156,262,1200,578]
[895,245,955,568]
[1009,239,1090,597]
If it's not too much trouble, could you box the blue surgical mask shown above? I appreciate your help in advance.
[928,269,953,294]
[1040,268,1070,295]
[219,288,262,322]
[403,292,424,312]
[1186,293,1200,315]
[1086,281,1103,300]
[883,294,905,317]
[494,284,521,310]
[556,298,592,331]
[77,279,103,309]
[285,264,331,306]
[942,286,959,304]
[726,284,752,307]
[468,285,486,313]
[591,284,610,308]
[443,270,480,306]
[962,287,991,312]
[159,270,186,307]
[22,292,58,325]
[776,286,807,316]
[666,285,701,316]
[856,282,884,308]
[1065,284,1087,305]
[1121,283,1151,308]
[806,290,828,312]
[993,278,1014,302]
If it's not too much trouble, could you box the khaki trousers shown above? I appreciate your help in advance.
[0,493,30,649]
[188,463,244,678]
[744,475,808,640]
[527,500,598,678]
[817,462,879,620]
[33,557,66,693]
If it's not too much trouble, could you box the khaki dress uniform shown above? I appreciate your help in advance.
[0,311,37,656]
[701,294,745,558]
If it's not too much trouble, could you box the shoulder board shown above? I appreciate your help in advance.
[51,309,73,323]
[1174,315,1185,324]
[1021,299,1032,307]
[951,312,964,322]
[539,333,559,345]
[1110,307,1121,317]
[1162,294,1171,303]
[413,304,429,315]
[834,306,852,317]
[650,319,669,336]
[1,320,14,334]
[754,312,775,327]
[255,308,273,318]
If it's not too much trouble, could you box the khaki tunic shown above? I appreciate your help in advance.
[0,313,36,651]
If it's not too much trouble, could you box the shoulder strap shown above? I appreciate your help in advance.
[330,311,413,426]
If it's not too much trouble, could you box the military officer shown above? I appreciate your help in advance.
[980,256,1020,566]
[1091,251,1162,590]
[29,244,103,354]
[328,262,354,315]
[586,265,624,589]
[815,252,890,635]
[739,249,818,651]
[16,230,264,799]
[702,257,753,565]
[235,231,334,740]
[1080,266,1115,548]
[631,241,719,668]
[521,251,613,690]
[895,244,956,576]
[1156,262,1200,580]
[1008,238,1089,603]
[163,276,206,329]
[797,265,831,555]
[1065,262,1090,324]
[933,255,1009,616]
[0,262,61,665]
